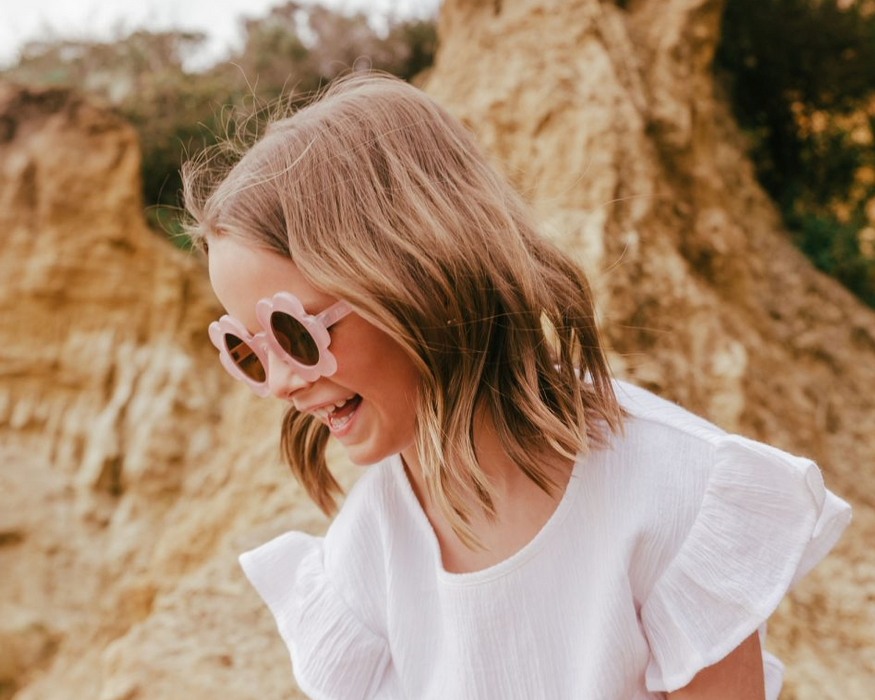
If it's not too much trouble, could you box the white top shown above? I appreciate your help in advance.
[239,381,852,700]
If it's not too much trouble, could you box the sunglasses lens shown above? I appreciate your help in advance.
[270,311,319,366]
[224,333,266,382]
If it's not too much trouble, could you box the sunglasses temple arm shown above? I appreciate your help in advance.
[317,301,353,328]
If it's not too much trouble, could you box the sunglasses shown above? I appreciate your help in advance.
[208,291,352,396]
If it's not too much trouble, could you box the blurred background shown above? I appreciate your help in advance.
[3,0,875,301]
[0,0,441,242]
[0,0,873,698]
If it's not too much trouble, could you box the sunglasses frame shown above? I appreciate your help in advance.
[208,291,352,396]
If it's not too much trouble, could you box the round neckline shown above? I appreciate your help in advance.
[391,452,585,586]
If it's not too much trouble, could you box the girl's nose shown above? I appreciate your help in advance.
[266,348,311,399]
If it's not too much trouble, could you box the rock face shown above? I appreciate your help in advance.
[0,1,872,699]
[0,86,334,700]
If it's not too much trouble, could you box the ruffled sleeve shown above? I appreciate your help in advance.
[640,433,852,694]
[239,531,391,700]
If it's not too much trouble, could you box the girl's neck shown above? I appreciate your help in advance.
[400,404,575,574]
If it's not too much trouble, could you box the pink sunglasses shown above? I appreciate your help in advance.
[208,292,352,396]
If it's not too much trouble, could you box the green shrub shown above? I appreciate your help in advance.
[716,0,875,307]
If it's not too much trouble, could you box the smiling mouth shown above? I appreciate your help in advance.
[321,394,362,431]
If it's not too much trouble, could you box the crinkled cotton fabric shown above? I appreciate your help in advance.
[239,381,852,700]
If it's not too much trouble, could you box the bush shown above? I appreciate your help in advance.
[716,0,875,307]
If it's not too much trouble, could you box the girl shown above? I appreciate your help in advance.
[183,73,851,699]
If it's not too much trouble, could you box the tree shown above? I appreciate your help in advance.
[716,0,875,307]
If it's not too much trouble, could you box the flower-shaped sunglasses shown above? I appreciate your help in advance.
[208,292,352,396]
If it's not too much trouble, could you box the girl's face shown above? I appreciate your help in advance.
[207,236,421,466]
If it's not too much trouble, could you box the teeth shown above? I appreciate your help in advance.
[312,395,356,421]
[328,408,355,430]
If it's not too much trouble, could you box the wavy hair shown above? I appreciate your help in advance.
[183,72,625,549]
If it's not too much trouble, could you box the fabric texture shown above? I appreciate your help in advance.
[238,381,852,700]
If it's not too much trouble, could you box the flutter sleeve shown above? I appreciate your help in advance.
[639,433,852,695]
[239,531,391,700]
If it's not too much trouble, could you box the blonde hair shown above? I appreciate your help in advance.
[183,72,625,549]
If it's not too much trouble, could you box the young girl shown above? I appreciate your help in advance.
[183,73,851,700]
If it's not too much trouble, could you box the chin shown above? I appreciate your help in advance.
[342,443,385,467]
[342,435,408,467]
[339,422,415,467]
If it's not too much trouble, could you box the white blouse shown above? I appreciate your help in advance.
[239,381,851,699]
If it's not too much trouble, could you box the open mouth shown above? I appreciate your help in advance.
[326,394,362,432]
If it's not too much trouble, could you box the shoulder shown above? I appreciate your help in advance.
[611,379,728,446]
[600,380,744,504]
[604,380,851,531]
[235,458,401,698]
[581,383,722,595]
[595,380,851,592]
[322,456,398,634]
[594,381,725,521]
[593,384,852,695]
[597,384,852,694]
[326,455,395,547]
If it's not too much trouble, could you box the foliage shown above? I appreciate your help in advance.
[0,2,437,247]
[716,0,875,307]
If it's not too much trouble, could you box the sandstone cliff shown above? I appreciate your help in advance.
[0,86,338,700]
[1,0,872,698]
